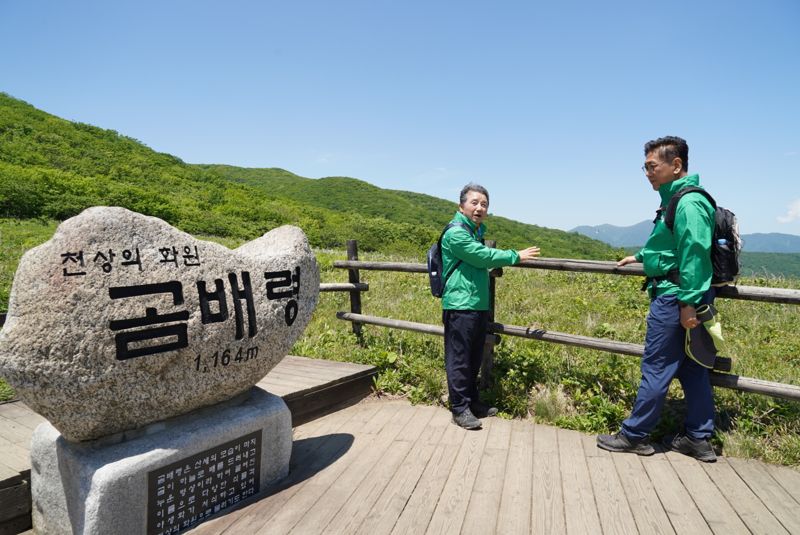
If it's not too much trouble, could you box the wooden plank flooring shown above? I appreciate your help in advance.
[0,404,46,480]
[3,379,800,534]
[188,399,800,535]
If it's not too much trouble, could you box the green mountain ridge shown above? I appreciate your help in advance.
[0,92,617,259]
[202,164,607,257]
[740,251,800,279]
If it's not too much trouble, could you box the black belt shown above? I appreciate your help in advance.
[641,269,679,292]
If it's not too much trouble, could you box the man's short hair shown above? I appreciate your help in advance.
[459,182,490,205]
[644,136,689,172]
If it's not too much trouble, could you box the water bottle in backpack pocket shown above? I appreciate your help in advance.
[664,187,741,286]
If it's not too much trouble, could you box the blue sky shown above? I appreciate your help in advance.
[1,1,798,234]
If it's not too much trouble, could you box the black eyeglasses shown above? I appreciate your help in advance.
[641,162,661,174]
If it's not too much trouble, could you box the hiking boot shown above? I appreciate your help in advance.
[452,408,482,430]
[597,432,655,456]
[470,401,498,418]
[666,433,717,462]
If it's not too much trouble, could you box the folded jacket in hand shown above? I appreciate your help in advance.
[696,303,725,347]
[685,322,718,369]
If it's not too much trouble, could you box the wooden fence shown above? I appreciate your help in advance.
[331,240,800,402]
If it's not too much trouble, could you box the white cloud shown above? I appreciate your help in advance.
[777,199,800,223]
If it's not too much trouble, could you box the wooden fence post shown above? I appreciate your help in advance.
[346,240,364,340]
[480,239,500,389]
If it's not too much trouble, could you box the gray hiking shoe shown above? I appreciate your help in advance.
[452,408,482,430]
[597,432,655,456]
[666,433,717,462]
[470,401,498,418]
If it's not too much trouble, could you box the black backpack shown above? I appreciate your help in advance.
[427,222,473,298]
[663,187,741,286]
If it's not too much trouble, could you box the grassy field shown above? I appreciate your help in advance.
[0,218,59,309]
[2,223,800,466]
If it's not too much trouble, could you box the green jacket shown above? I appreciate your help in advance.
[635,174,714,306]
[441,211,520,310]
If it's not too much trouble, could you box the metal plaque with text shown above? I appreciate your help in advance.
[147,430,262,535]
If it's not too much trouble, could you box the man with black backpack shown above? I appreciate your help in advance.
[597,136,719,462]
[440,183,540,429]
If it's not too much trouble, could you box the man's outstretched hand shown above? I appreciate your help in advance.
[518,246,541,261]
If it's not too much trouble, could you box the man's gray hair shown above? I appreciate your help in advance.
[459,182,490,205]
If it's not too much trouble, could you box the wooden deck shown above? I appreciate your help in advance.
[0,355,376,534]
[3,376,800,535]
[189,399,800,535]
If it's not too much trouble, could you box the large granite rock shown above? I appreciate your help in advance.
[0,207,319,441]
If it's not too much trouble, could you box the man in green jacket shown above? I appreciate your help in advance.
[442,183,540,429]
[597,136,718,461]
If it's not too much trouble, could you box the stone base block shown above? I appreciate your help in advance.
[30,387,291,534]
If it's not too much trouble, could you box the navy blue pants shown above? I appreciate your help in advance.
[443,309,488,414]
[622,289,716,441]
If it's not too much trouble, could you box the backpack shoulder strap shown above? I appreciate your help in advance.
[438,222,475,289]
[438,222,474,245]
[664,187,716,230]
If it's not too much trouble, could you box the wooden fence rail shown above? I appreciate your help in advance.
[336,311,800,402]
[319,282,369,292]
[333,258,800,305]
[331,244,800,403]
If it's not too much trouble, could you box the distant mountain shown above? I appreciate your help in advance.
[570,220,652,248]
[741,233,800,254]
[571,222,800,253]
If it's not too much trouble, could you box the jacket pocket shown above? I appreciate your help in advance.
[641,250,677,277]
